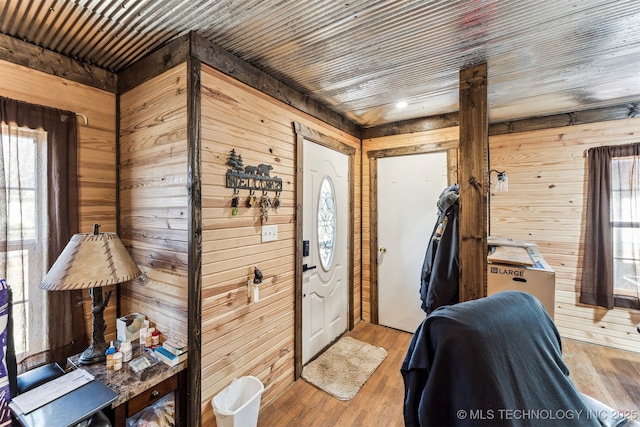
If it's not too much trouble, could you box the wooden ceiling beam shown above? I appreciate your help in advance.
[362,102,640,139]
[0,33,116,92]
[189,32,361,138]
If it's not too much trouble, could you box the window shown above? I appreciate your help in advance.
[1,97,85,370]
[1,124,48,356]
[611,155,640,302]
[581,143,640,310]
[317,176,336,270]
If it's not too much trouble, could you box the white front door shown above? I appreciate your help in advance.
[377,151,448,332]
[302,139,348,365]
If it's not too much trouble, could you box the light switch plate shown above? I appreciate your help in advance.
[262,224,278,242]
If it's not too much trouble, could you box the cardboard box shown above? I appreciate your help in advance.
[487,241,556,319]
[116,313,145,343]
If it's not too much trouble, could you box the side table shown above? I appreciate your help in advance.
[67,346,187,427]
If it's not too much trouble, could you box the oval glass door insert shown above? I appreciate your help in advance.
[317,176,336,270]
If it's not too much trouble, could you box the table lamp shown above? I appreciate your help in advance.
[40,224,141,364]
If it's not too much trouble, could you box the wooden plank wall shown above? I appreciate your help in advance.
[489,117,640,353]
[199,64,361,425]
[0,59,119,342]
[361,127,460,322]
[119,64,189,344]
[363,118,640,353]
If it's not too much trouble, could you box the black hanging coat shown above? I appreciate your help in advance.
[419,184,459,315]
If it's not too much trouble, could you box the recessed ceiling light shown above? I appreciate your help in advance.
[396,101,408,109]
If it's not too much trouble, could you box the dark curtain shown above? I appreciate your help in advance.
[581,142,640,310]
[0,96,87,370]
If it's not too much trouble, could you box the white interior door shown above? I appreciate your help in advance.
[377,152,448,332]
[302,139,348,365]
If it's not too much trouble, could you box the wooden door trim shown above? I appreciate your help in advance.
[367,144,458,324]
[293,122,356,379]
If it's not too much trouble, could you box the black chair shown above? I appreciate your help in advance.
[5,286,111,427]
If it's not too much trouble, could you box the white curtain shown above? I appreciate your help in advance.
[0,122,40,361]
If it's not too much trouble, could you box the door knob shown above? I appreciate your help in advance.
[379,247,387,253]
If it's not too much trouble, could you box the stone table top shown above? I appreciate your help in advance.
[67,344,186,408]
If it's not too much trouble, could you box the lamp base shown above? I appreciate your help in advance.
[78,287,112,365]
[78,343,108,365]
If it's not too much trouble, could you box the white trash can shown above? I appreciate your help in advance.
[212,376,264,427]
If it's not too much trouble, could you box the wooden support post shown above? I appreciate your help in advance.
[458,63,488,302]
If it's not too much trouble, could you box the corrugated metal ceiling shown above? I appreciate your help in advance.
[1,0,639,127]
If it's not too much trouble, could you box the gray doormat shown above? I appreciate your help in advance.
[301,336,387,401]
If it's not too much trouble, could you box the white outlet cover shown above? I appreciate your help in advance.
[262,224,278,242]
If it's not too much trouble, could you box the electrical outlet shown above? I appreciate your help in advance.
[262,224,278,242]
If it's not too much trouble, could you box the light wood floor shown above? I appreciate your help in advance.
[258,322,640,427]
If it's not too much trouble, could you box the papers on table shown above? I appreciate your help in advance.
[9,369,94,415]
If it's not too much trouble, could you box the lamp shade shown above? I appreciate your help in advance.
[40,229,141,291]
